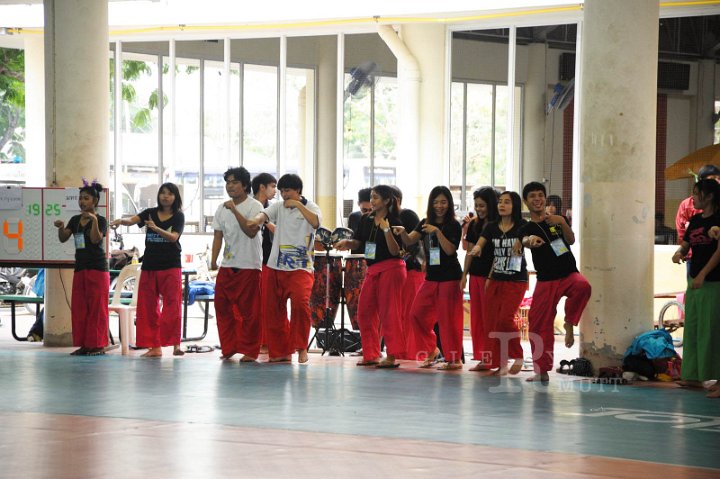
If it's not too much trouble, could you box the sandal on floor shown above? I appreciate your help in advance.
[376,361,400,369]
[556,359,571,374]
[437,362,462,371]
[419,358,439,369]
[356,360,380,366]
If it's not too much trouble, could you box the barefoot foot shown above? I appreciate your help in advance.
[470,362,491,372]
[509,359,523,375]
[173,346,185,356]
[297,349,309,364]
[564,322,575,348]
[70,347,88,356]
[239,355,257,362]
[269,355,291,363]
[220,352,237,360]
[526,372,550,382]
[142,347,162,358]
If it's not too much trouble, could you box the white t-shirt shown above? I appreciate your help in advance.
[264,198,322,273]
[212,196,263,270]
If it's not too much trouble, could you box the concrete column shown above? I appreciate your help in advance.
[23,36,45,187]
[43,0,109,346]
[398,24,446,215]
[522,43,546,187]
[693,59,715,150]
[578,0,659,368]
[315,36,338,229]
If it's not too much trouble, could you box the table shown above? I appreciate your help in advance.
[0,295,44,341]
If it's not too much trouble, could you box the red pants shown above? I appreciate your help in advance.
[264,268,314,358]
[528,272,591,373]
[484,280,526,368]
[136,268,182,348]
[410,280,464,362]
[71,269,110,349]
[468,275,488,361]
[260,266,271,345]
[401,269,424,359]
[357,259,407,361]
[215,267,262,358]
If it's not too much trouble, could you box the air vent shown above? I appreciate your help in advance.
[558,54,691,91]
[657,61,690,90]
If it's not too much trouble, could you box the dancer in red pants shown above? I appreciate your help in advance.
[335,185,406,368]
[395,186,464,370]
[210,167,265,362]
[460,186,499,370]
[251,174,321,364]
[55,180,110,356]
[519,182,591,383]
[468,191,528,376]
[111,183,185,358]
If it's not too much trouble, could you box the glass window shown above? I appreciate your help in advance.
[449,80,522,211]
[164,57,201,226]
[118,53,160,216]
[243,64,278,176]
[0,47,26,184]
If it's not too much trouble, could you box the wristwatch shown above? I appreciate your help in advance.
[383,227,390,233]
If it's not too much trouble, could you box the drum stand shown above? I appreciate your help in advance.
[325,264,360,356]
[308,249,359,356]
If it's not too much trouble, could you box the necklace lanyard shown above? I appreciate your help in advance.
[534,221,554,244]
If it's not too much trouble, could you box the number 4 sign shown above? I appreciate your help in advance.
[0,187,108,266]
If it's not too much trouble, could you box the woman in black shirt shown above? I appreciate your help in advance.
[461,187,499,371]
[55,181,109,356]
[394,186,464,370]
[335,185,406,368]
[111,183,185,358]
[469,191,527,376]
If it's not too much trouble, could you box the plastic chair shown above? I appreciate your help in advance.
[108,264,142,355]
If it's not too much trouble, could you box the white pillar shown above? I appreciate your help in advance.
[579,0,659,368]
[315,36,338,228]
[23,36,46,187]
[523,43,546,186]
[398,24,446,214]
[43,0,109,347]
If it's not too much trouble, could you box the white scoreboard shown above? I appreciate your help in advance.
[0,187,109,267]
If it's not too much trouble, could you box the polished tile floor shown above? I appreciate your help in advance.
[0,310,718,479]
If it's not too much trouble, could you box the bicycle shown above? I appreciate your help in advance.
[656,292,684,347]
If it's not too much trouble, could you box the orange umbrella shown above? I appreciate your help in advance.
[665,144,720,180]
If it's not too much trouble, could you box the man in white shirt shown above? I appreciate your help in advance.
[251,173,322,363]
[211,167,264,361]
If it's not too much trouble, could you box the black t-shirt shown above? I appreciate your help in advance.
[481,220,528,282]
[414,219,462,282]
[137,208,184,270]
[352,213,403,266]
[399,208,422,272]
[465,220,493,277]
[518,220,578,281]
[684,212,720,282]
[67,214,108,272]
[347,210,366,255]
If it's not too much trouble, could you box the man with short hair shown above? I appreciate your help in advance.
[210,166,264,362]
[347,188,372,251]
[519,181,592,382]
[251,174,322,363]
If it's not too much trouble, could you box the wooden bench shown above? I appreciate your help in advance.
[0,295,44,341]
